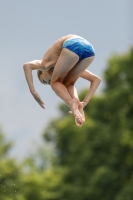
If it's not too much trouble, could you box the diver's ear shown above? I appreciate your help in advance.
[48,67,54,75]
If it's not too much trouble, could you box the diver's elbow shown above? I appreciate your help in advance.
[23,63,31,71]
[93,76,101,85]
[97,76,101,84]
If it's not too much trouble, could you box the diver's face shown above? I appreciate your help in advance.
[40,71,51,85]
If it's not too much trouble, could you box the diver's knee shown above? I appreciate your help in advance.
[50,80,63,90]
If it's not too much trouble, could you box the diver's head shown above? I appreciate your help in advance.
[37,68,53,85]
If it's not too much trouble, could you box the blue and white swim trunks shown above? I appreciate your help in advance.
[62,37,95,62]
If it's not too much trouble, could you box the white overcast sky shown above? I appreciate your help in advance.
[0,0,133,161]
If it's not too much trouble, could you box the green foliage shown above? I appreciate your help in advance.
[104,47,133,93]
[0,128,63,200]
[1,46,133,200]
[0,128,23,200]
[0,128,13,159]
[19,168,62,200]
[43,47,133,200]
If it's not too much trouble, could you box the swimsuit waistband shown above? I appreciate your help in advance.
[63,37,90,46]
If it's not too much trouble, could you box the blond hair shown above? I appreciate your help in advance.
[37,70,43,83]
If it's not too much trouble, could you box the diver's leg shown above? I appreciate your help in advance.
[50,48,84,124]
[63,56,94,86]
[63,56,94,125]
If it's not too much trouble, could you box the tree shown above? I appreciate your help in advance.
[0,127,23,200]
[43,47,133,200]
[0,127,63,200]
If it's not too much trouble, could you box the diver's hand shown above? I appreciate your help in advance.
[68,101,87,114]
[31,90,45,109]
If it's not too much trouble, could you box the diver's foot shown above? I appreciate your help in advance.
[70,98,84,125]
[75,102,85,127]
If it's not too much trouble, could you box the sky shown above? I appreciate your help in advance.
[0,0,133,162]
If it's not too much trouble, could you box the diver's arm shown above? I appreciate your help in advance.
[23,61,39,92]
[80,70,101,107]
[23,60,45,108]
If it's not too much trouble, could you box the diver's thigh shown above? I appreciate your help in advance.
[63,56,94,85]
[51,48,79,83]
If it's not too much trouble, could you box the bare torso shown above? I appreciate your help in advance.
[41,34,83,70]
